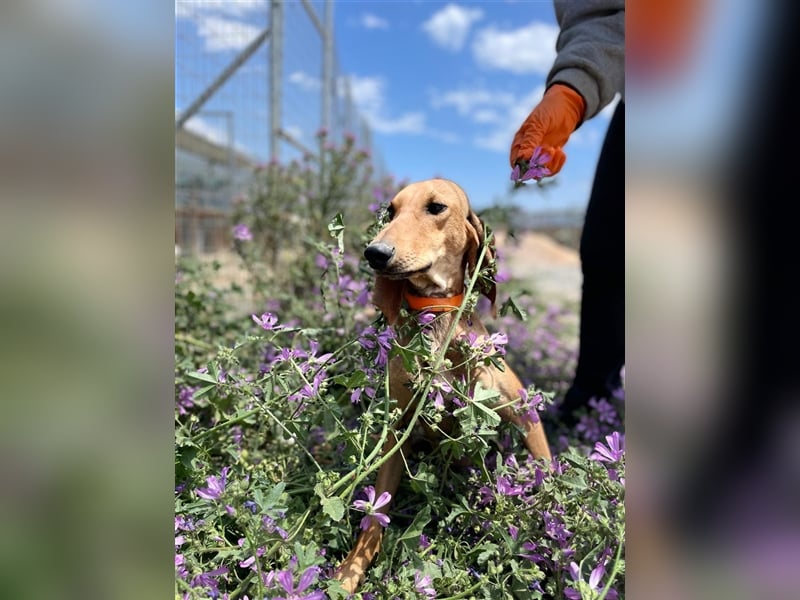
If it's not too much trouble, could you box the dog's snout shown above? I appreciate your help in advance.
[364,242,395,270]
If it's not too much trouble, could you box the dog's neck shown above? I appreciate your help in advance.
[406,272,464,298]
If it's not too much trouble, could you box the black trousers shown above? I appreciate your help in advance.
[564,101,625,410]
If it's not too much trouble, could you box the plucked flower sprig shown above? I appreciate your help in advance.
[511,146,552,187]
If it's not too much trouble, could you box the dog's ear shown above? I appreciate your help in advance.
[465,210,497,316]
[372,275,405,325]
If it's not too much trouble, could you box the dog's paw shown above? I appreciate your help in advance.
[333,562,364,595]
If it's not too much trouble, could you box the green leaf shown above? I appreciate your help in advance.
[398,505,431,544]
[469,383,502,426]
[476,543,499,564]
[328,213,345,253]
[499,296,528,321]
[321,496,345,521]
[333,371,368,388]
[187,371,218,384]
[264,482,286,509]
[192,384,216,400]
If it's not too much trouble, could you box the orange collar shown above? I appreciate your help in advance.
[404,291,464,313]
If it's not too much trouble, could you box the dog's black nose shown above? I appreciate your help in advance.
[364,242,395,270]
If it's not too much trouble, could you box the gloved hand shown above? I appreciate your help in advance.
[509,84,586,177]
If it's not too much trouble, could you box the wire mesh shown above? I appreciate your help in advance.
[175,0,382,252]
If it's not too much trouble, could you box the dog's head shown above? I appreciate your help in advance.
[364,179,496,324]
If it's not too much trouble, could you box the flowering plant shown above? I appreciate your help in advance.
[175,138,625,598]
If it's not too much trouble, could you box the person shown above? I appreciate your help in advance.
[509,0,624,426]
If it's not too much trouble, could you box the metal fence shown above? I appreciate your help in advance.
[175,0,379,254]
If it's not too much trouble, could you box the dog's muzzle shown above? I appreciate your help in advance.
[364,242,395,270]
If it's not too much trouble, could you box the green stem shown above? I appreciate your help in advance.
[437,577,487,599]
[261,404,325,473]
[327,239,492,497]
[597,537,624,600]
[192,408,260,442]
[175,332,215,350]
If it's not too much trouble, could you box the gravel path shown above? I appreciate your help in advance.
[495,231,582,307]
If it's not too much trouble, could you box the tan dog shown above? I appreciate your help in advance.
[335,179,552,593]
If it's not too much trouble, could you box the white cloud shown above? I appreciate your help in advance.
[184,115,251,154]
[176,0,267,20]
[472,21,558,74]
[473,85,544,152]
[422,4,483,52]
[283,124,305,142]
[472,108,501,124]
[289,71,321,91]
[196,15,262,52]
[344,75,384,114]
[369,112,426,135]
[430,84,548,152]
[431,88,515,117]
[361,13,389,30]
[343,74,427,135]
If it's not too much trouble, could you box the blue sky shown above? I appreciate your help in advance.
[332,1,617,212]
[176,1,619,212]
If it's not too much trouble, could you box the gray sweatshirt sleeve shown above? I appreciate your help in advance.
[547,0,625,120]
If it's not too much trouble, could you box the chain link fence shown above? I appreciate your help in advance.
[175,0,381,254]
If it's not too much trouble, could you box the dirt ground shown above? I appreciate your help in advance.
[494,230,582,307]
[191,230,582,310]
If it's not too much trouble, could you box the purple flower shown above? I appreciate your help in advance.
[519,541,545,564]
[238,543,265,569]
[496,475,524,497]
[542,510,572,545]
[196,467,229,501]
[588,397,619,425]
[478,485,495,506]
[350,386,376,405]
[314,253,328,270]
[428,377,453,411]
[357,326,394,367]
[176,385,196,416]
[590,431,625,463]
[516,388,541,424]
[352,485,392,530]
[419,534,431,550]
[252,312,280,331]
[511,146,552,183]
[190,566,228,596]
[273,566,325,600]
[485,332,508,356]
[414,572,437,598]
[566,560,619,600]
[263,515,289,539]
[233,223,253,241]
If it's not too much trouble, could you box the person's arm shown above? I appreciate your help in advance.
[509,0,624,174]
[548,0,625,120]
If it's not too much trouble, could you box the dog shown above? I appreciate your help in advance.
[334,179,552,593]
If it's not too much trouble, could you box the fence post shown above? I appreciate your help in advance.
[269,0,284,162]
[322,0,334,135]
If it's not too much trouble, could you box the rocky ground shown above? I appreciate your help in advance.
[495,230,582,308]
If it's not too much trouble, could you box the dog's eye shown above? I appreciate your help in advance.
[385,204,396,220]
[427,202,447,215]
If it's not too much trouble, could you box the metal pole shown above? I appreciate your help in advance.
[270,0,283,161]
[175,28,270,130]
[226,112,235,206]
[322,0,333,135]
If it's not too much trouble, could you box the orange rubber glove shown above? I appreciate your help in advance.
[509,84,586,177]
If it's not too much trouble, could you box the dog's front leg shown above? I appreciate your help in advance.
[477,364,552,462]
[497,403,552,461]
[335,431,406,594]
